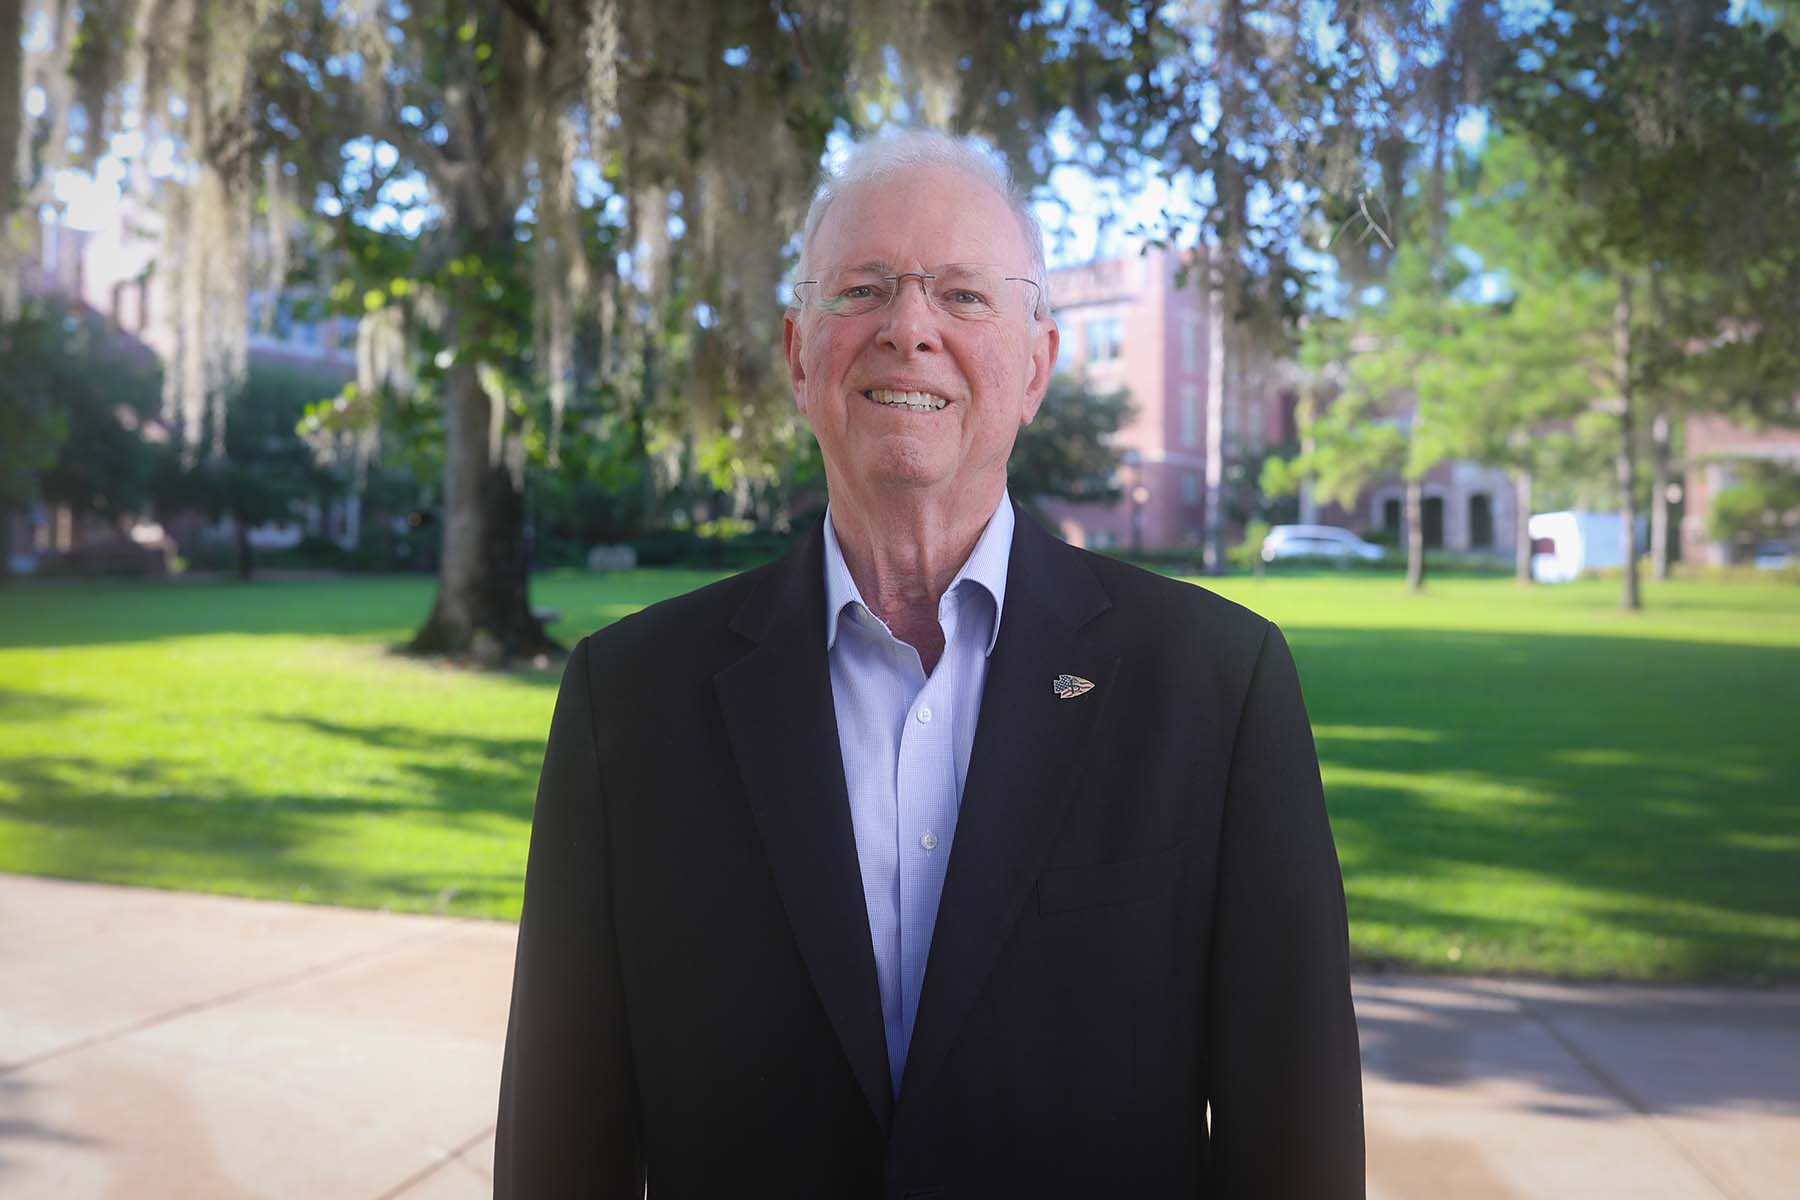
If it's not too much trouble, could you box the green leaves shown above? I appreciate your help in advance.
[1281,126,1622,527]
[1496,1,1800,280]
[1007,373,1132,507]
[1708,461,1800,551]
[3,301,162,520]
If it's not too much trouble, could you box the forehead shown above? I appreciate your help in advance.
[809,164,1032,272]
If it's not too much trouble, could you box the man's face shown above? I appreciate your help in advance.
[784,166,1058,504]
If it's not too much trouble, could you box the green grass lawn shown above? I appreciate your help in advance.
[3,567,1797,981]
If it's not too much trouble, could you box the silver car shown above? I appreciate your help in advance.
[1260,524,1387,563]
[1753,541,1792,570]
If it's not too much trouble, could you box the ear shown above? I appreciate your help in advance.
[784,310,808,414]
[1019,317,1059,425]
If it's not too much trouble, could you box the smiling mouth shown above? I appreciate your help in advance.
[864,388,949,411]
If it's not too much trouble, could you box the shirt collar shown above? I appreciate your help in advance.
[823,489,1014,656]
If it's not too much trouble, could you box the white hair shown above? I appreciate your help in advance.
[795,129,1053,319]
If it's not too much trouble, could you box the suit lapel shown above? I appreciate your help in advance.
[898,508,1118,1106]
[713,525,894,1131]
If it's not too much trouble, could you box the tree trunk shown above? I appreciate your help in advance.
[1646,267,1674,583]
[1514,468,1534,584]
[1405,478,1425,592]
[0,0,21,321]
[1202,262,1227,575]
[234,517,253,581]
[1650,406,1672,581]
[1297,390,1318,525]
[409,355,558,664]
[1407,68,1451,602]
[1204,2,1246,578]
[1614,274,1642,611]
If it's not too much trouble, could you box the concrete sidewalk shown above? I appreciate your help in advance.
[2,875,1795,1199]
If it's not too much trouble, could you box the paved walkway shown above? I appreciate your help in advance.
[2,875,1795,1199]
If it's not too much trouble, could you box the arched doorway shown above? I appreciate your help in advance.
[1382,497,1401,535]
[1469,493,1494,549]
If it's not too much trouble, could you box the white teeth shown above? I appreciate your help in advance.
[866,389,948,411]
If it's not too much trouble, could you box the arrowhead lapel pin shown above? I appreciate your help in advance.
[1052,673,1095,699]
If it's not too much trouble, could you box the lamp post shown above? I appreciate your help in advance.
[1119,449,1148,555]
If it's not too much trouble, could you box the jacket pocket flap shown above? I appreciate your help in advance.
[1037,840,1191,916]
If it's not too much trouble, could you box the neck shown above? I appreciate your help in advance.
[827,477,1005,671]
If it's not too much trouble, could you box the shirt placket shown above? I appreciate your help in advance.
[894,598,963,1046]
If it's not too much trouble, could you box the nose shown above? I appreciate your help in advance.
[877,274,943,354]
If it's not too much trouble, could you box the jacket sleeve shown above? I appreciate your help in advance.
[495,635,645,1196]
[1204,622,1364,1198]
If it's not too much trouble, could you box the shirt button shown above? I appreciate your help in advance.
[916,705,933,724]
[920,831,939,851]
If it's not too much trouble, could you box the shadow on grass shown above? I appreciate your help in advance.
[0,747,537,916]
[1290,627,1800,980]
[0,753,413,833]
[0,688,97,722]
[276,715,545,768]
[0,570,728,651]
[271,715,548,825]
[3,617,1795,977]
[360,868,532,914]
[0,577,436,648]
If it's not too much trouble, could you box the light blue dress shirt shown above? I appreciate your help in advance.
[822,492,1014,1095]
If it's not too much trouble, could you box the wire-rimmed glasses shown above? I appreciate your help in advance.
[793,263,1043,322]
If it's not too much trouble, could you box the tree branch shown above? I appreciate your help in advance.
[498,0,551,44]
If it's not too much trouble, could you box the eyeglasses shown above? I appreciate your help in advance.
[793,263,1043,322]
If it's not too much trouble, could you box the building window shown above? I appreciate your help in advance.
[1238,394,1262,449]
[1181,311,1202,372]
[1382,497,1401,533]
[1423,496,1445,549]
[1469,493,1494,548]
[1085,316,1123,363]
[1182,471,1201,505]
[1279,389,1300,444]
[1180,382,1201,448]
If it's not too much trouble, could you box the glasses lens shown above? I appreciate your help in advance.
[927,266,1010,319]
[819,269,896,316]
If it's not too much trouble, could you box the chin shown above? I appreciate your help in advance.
[859,448,957,492]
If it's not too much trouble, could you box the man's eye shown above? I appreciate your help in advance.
[839,285,879,301]
[943,289,988,307]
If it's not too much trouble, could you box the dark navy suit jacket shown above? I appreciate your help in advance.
[495,504,1364,1198]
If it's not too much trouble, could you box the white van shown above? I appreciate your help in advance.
[1529,511,1633,582]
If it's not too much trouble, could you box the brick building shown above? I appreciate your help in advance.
[1683,414,1800,565]
[1038,245,1517,557]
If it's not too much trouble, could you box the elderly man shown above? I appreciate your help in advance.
[496,131,1363,1198]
